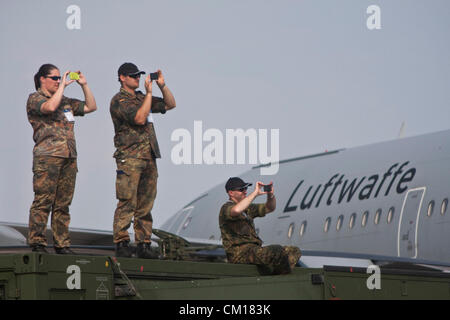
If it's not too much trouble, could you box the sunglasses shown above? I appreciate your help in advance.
[128,74,141,79]
[234,187,248,192]
[46,76,61,81]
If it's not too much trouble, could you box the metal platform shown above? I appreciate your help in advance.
[0,250,449,300]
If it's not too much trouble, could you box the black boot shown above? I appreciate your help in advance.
[55,247,76,255]
[31,244,48,253]
[115,241,132,258]
[136,243,159,259]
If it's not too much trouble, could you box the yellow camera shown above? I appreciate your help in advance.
[69,72,80,80]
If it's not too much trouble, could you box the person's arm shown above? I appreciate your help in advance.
[75,71,97,114]
[155,70,176,111]
[230,182,268,217]
[40,70,74,114]
[134,74,153,125]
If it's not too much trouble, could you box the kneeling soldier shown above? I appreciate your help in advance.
[219,177,301,274]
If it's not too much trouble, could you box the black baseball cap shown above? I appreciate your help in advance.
[225,177,252,192]
[118,62,145,77]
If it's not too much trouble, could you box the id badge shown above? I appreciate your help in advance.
[64,109,75,122]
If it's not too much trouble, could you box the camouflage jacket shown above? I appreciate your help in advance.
[110,88,166,160]
[26,89,85,158]
[219,201,268,255]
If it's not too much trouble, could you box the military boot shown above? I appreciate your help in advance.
[54,247,76,255]
[115,241,132,258]
[274,255,292,275]
[136,242,159,259]
[31,244,48,253]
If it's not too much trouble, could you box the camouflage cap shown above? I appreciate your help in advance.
[118,62,145,76]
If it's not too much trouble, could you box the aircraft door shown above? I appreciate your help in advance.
[397,187,425,258]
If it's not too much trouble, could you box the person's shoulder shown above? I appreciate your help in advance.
[110,91,123,108]
[26,91,46,112]
[221,201,234,208]
[219,201,234,215]
[111,90,123,101]
[27,91,42,102]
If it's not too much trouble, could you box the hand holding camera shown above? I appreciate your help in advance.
[66,70,87,86]
[144,74,153,94]
[261,182,275,202]
[149,72,158,81]
[60,70,76,88]
[154,70,166,89]
[145,70,163,94]
[69,72,80,80]
[265,182,275,200]
[253,181,274,197]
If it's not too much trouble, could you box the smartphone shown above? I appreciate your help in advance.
[263,185,272,192]
[69,72,80,80]
[150,72,158,81]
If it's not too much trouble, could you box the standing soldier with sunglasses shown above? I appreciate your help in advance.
[26,64,97,254]
[219,177,301,274]
[110,62,176,258]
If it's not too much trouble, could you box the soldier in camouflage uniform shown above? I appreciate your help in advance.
[219,177,301,274]
[110,63,176,258]
[27,64,97,254]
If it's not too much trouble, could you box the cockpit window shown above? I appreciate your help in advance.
[164,206,194,233]
[182,216,192,229]
[172,206,194,234]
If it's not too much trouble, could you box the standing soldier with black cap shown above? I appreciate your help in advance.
[219,177,301,274]
[110,62,176,258]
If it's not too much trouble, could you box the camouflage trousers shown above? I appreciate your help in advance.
[113,157,157,244]
[28,156,77,248]
[228,244,301,275]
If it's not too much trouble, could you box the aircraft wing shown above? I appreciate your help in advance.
[0,221,113,246]
[0,222,221,248]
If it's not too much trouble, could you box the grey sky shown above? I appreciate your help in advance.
[1,0,449,231]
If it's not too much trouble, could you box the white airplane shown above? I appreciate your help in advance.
[1,129,449,267]
[161,129,450,265]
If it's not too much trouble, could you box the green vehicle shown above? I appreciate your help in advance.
[0,229,449,301]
